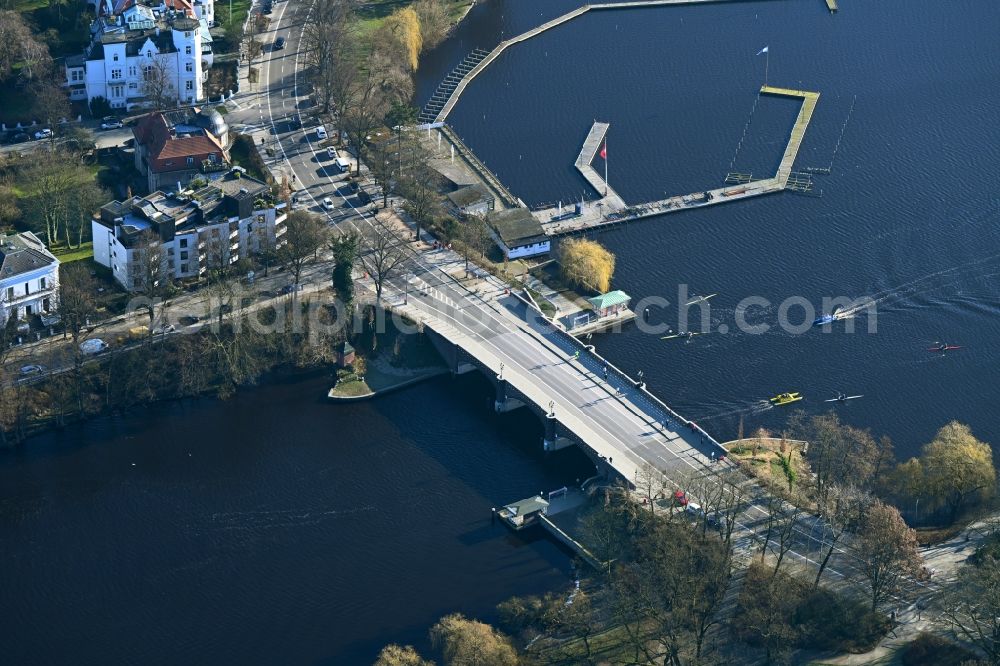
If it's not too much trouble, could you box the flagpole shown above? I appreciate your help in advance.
[604,137,608,196]
[765,49,769,86]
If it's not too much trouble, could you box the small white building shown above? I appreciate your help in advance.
[65,8,211,111]
[446,184,495,217]
[0,232,60,326]
[92,169,286,292]
[487,207,551,260]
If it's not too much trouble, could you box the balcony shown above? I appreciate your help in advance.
[2,286,57,307]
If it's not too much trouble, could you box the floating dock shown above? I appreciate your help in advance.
[534,85,820,235]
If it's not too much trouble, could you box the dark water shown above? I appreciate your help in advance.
[424,0,1000,458]
[0,374,594,664]
[3,2,1000,664]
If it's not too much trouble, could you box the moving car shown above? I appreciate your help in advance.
[273,36,285,49]
[19,364,46,376]
[34,128,52,140]
[322,197,335,210]
[100,117,123,130]
[316,125,328,140]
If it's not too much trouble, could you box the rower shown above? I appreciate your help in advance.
[686,331,694,340]
[938,342,948,352]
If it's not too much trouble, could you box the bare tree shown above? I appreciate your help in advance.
[813,485,870,588]
[280,210,328,296]
[855,499,922,612]
[357,214,412,304]
[942,540,1000,664]
[301,0,353,115]
[141,56,175,110]
[399,162,444,242]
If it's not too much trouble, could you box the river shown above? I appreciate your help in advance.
[0,373,594,664]
[2,0,999,663]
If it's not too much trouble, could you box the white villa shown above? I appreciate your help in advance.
[0,232,60,326]
[66,0,215,110]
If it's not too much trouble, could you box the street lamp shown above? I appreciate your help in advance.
[548,400,555,417]
[499,362,504,380]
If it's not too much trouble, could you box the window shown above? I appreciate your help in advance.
[147,50,153,58]
[179,238,188,248]
[129,82,138,90]
[185,62,193,72]
[24,282,29,294]
[111,69,122,80]
[113,53,119,62]
[181,263,188,273]
[143,65,153,78]
[184,31,191,38]
[40,277,46,289]
[185,80,193,91]
[186,156,194,165]
[185,45,192,55]
[180,251,188,260]
[5,287,12,301]
[129,66,136,77]
[70,70,83,82]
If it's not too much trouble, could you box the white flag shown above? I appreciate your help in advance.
[757,46,769,55]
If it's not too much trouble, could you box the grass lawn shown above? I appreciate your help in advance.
[51,242,94,264]
[329,379,372,398]
[354,0,472,45]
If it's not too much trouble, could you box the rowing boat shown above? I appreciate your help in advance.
[686,293,718,306]
[927,345,962,352]
[824,394,863,403]
[661,331,702,340]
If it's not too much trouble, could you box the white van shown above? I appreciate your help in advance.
[316,126,328,141]
[335,156,351,173]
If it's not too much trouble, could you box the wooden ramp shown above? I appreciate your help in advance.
[760,86,820,187]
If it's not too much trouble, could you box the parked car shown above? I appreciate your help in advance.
[316,125,328,140]
[9,132,29,143]
[100,117,123,130]
[151,324,176,335]
[280,284,304,294]
[336,181,358,197]
[262,3,272,13]
[33,128,52,140]
[19,364,46,376]
[273,36,285,49]
[355,189,372,205]
[322,197,334,210]
[673,490,689,507]
[80,338,109,355]
[326,146,336,159]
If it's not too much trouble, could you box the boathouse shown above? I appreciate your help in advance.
[498,495,549,529]
[587,290,631,318]
[487,208,550,259]
[446,184,495,217]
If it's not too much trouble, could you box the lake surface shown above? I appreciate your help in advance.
[421,0,1000,458]
[3,1,1000,663]
[0,374,594,664]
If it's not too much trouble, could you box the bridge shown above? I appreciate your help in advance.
[375,251,938,610]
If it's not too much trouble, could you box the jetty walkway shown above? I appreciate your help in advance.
[535,85,819,235]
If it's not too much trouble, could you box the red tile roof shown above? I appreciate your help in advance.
[133,112,227,174]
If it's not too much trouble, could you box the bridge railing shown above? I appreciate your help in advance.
[509,290,730,461]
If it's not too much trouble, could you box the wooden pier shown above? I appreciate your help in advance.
[573,122,627,210]
[760,86,820,187]
[535,84,819,235]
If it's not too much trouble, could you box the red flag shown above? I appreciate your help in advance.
[600,142,607,160]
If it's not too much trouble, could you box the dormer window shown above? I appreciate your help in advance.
[147,50,153,58]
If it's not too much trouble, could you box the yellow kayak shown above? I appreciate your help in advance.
[770,392,802,405]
